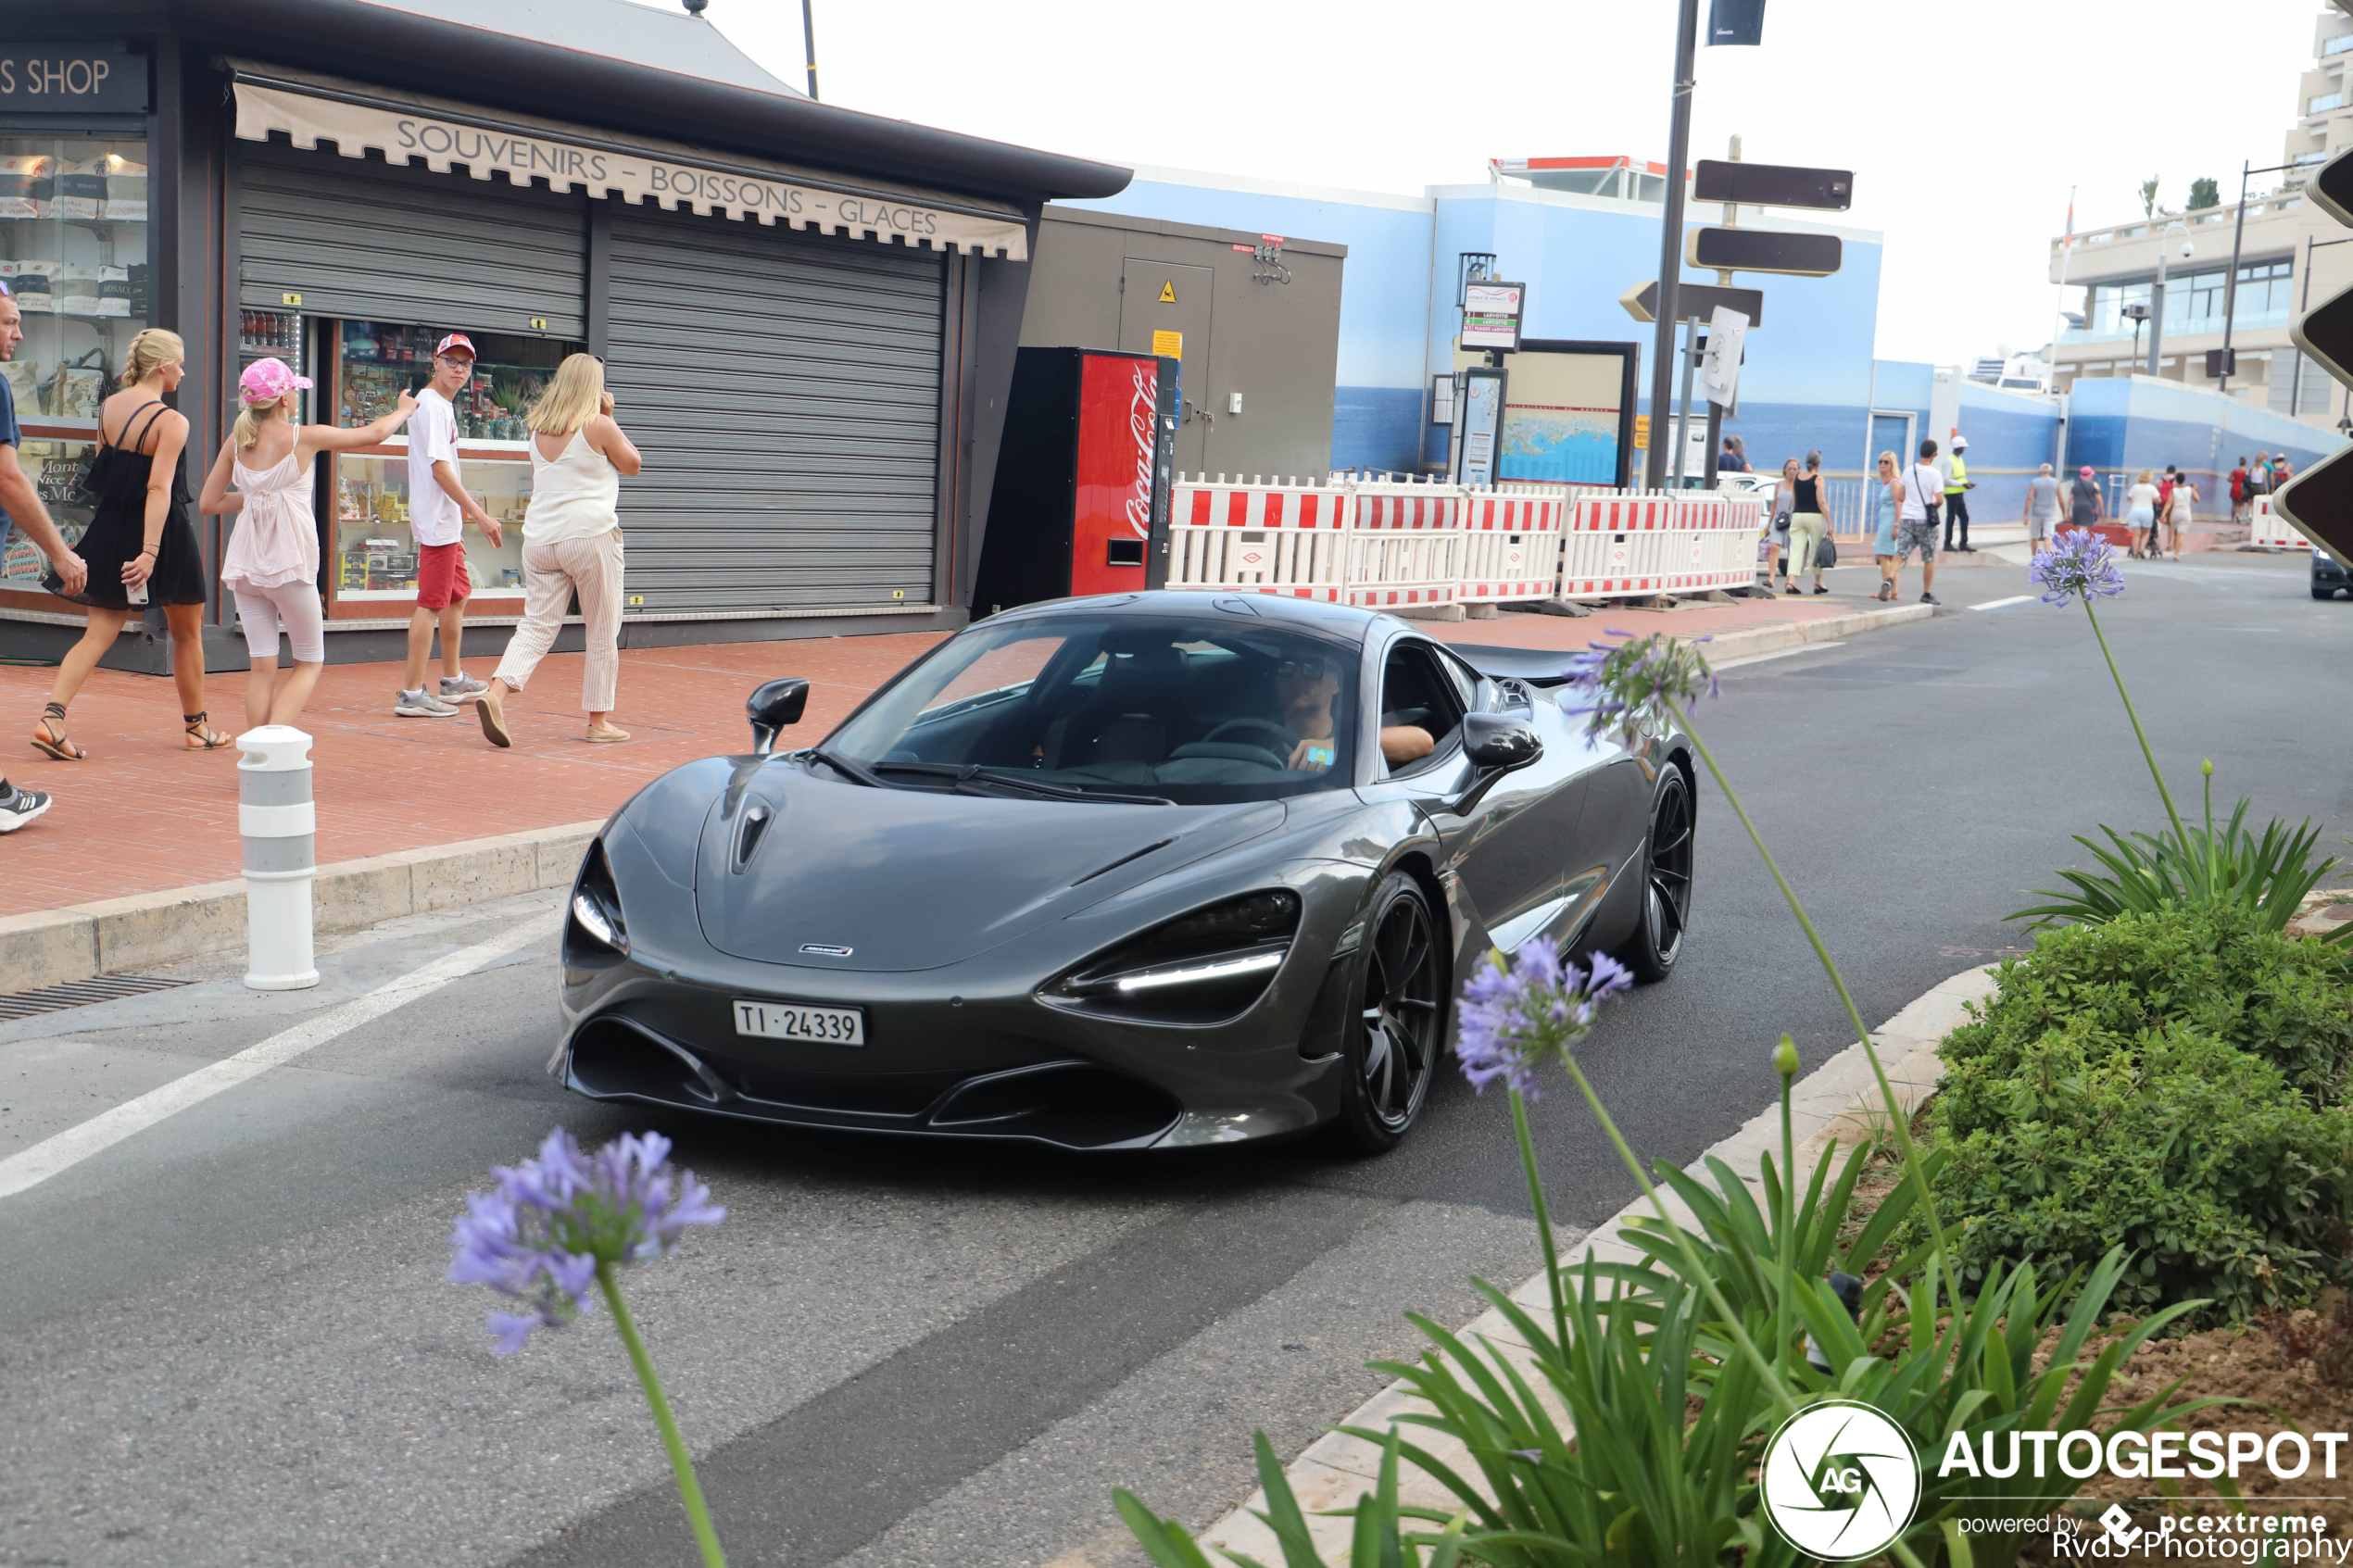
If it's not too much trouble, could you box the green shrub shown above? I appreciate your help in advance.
[1944,902,2353,1100]
[1931,907,2353,1323]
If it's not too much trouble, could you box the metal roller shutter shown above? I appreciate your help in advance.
[606,207,945,615]
[238,148,586,336]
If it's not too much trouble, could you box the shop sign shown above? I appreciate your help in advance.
[232,82,1027,259]
[0,44,146,114]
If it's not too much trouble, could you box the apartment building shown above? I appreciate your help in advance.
[2045,4,2353,431]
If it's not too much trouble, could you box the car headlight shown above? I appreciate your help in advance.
[564,840,629,963]
[1044,890,1300,1025]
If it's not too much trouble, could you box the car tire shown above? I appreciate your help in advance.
[1332,871,1442,1155]
[2315,586,2337,601]
[1618,764,1694,984]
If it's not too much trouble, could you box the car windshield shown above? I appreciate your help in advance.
[824,615,1362,803]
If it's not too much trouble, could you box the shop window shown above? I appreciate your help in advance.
[0,132,145,594]
[323,322,579,608]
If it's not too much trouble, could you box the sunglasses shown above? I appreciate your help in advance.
[1276,658,1331,678]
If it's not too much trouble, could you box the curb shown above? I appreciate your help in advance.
[0,819,604,992]
[1695,602,1932,662]
[1198,962,2000,1564]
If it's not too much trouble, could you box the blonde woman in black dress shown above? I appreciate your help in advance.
[31,328,228,759]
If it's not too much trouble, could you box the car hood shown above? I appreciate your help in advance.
[694,766,1290,972]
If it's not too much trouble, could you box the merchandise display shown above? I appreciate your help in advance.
[337,321,573,442]
[332,451,529,600]
[0,136,149,432]
[0,438,94,587]
[239,309,308,421]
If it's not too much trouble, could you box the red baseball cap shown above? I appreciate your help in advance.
[434,332,477,360]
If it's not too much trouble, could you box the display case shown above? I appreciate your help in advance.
[0,437,96,590]
[323,321,577,613]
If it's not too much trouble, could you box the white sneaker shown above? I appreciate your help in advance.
[0,780,53,832]
[439,674,489,701]
[395,689,461,718]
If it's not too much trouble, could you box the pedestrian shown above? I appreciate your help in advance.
[1786,449,1831,596]
[396,332,505,719]
[2162,470,2197,559]
[2153,467,2177,559]
[1768,458,1797,591]
[2229,456,2249,524]
[31,328,228,761]
[199,358,416,732]
[0,282,83,827]
[1899,438,1944,606]
[475,353,642,748]
[1718,434,1749,473]
[2123,470,2158,559]
[2249,452,2271,502]
[2068,465,2105,534]
[1871,450,1903,600]
[1941,434,1976,551]
[2274,454,2295,490]
[2025,461,2064,558]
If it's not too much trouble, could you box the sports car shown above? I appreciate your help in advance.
[551,591,1694,1152]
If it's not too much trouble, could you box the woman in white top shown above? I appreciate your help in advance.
[198,358,415,730]
[2123,470,2159,560]
[2161,474,2198,559]
[477,354,642,747]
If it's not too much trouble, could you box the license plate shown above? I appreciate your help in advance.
[733,998,865,1047]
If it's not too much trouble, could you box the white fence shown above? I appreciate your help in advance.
[2248,495,2309,549]
[1166,474,1769,607]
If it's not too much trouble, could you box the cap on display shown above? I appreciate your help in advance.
[434,332,477,360]
[239,356,314,402]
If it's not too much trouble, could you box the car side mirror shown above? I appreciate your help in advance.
[1464,711,1541,771]
[747,678,810,756]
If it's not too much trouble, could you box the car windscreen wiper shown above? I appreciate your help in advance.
[804,747,889,788]
[857,757,1172,806]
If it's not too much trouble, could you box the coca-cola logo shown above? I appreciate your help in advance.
[1125,366,1156,539]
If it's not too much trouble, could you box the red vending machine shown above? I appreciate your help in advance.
[972,347,1179,612]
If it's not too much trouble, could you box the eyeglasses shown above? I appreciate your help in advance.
[1276,658,1330,679]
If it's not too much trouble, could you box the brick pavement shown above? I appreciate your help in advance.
[0,589,1897,922]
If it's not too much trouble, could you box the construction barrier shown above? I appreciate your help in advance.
[1457,486,1569,605]
[1343,475,1462,610]
[2249,495,2309,549]
[1168,475,1354,600]
[1559,491,1768,600]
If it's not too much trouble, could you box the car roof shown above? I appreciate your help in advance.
[976,591,1392,644]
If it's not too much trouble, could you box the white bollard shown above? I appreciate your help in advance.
[237,724,319,991]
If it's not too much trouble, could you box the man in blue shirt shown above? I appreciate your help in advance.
[1718,435,1750,473]
[0,282,88,831]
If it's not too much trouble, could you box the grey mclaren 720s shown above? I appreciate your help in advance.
[551,590,1693,1153]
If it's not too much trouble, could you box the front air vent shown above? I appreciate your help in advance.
[734,804,773,872]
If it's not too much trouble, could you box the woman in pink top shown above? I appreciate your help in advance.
[199,358,414,730]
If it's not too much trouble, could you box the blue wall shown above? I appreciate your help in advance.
[2064,377,2339,499]
[1952,382,2062,521]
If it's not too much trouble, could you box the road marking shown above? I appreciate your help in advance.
[1971,595,2036,611]
[1715,641,1843,671]
[0,911,560,1200]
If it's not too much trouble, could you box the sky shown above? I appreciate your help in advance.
[638,0,2322,369]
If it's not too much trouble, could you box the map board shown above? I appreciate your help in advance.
[1452,339,1638,488]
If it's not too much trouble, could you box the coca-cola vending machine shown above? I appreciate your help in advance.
[972,347,1179,613]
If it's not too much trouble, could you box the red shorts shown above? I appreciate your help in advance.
[414,542,472,610]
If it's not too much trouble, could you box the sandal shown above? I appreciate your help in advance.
[31,701,86,761]
[182,710,233,751]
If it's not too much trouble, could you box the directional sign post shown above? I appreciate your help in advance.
[2276,149,2353,567]
[1692,159,1852,210]
[1619,278,1765,327]
[1686,227,1843,277]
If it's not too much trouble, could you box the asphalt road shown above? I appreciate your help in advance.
[3,547,2342,1568]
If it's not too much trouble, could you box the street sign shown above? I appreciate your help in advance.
[1706,0,1766,45]
[1692,159,1851,211]
[1617,278,1765,326]
[2205,347,2237,378]
[2276,146,2353,566]
[1685,227,1843,277]
[1461,281,1525,353]
[1700,307,1747,407]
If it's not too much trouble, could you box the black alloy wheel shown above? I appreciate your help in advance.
[1623,765,1694,983]
[1335,872,1441,1154]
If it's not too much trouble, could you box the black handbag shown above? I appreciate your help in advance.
[1815,533,1838,570]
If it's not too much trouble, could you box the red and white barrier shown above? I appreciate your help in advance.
[1559,491,1765,599]
[1343,476,1462,609]
[1458,487,1569,604]
[1168,475,1354,600]
[2249,495,2309,549]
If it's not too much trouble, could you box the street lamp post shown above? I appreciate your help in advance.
[2219,159,2301,395]
[2147,220,2189,378]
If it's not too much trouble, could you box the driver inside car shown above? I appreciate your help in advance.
[1272,651,1432,772]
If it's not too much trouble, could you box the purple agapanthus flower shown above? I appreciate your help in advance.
[449,1128,725,1353]
[2030,527,2126,605]
[1561,630,1718,748]
[1455,939,1633,1098]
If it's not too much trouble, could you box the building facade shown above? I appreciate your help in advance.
[0,0,1128,663]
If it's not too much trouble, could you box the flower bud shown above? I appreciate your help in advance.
[1774,1033,1800,1076]
[2201,758,2214,777]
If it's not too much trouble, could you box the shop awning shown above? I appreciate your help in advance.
[223,58,1031,260]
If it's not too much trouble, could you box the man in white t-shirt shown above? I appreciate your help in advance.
[1895,437,1943,606]
[396,333,504,718]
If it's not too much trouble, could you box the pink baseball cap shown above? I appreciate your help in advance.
[239,357,313,402]
[434,332,477,360]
